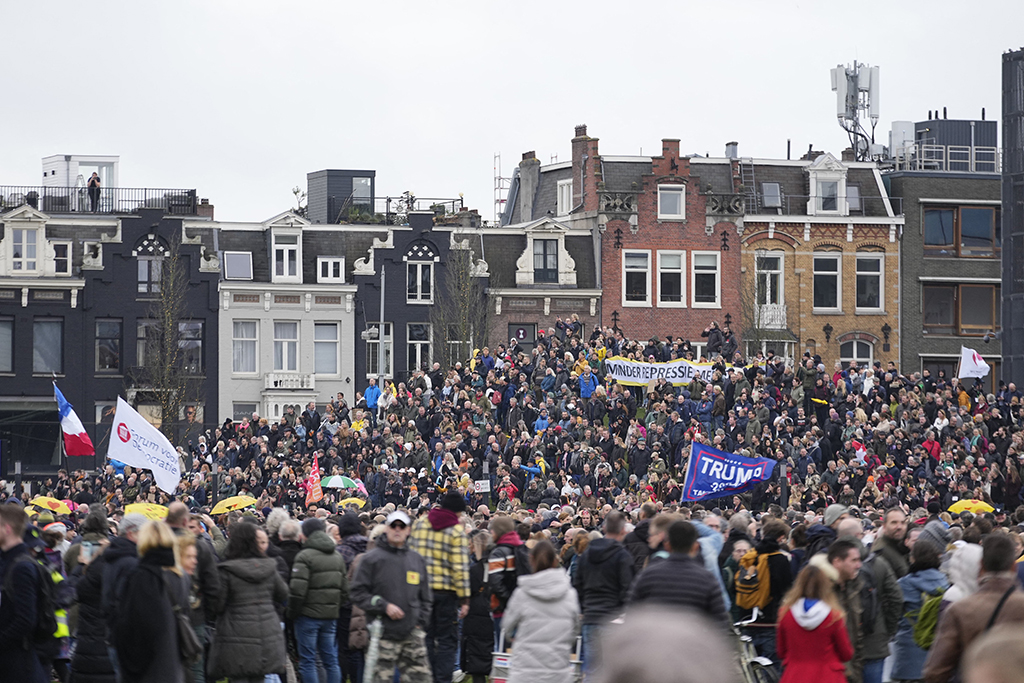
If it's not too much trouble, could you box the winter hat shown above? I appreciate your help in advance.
[440,491,467,513]
[301,517,326,538]
[823,504,849,528]
[917,520,952,553]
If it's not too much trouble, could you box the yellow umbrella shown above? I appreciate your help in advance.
[948,499,994,515]
[339,497,366,509]
[211,495,258,515]
[125,503,168,521]
[30,497,71,515]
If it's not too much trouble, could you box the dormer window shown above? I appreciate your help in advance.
[805,153,849,216]
[12,228,37,271]
[273,233,300,282]
[819,181,839,212]
[658,185,685,220]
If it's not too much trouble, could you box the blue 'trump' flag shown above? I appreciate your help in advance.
[681,442,776,502]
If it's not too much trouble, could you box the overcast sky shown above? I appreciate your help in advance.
[3,0,1022,223]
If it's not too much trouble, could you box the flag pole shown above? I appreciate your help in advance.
[53,378,67,472]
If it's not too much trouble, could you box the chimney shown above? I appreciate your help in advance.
[841,148,856,161]
[571,124,596,210]
[725,141,739,159]
[518,151,541,222]
[197,198,214,219]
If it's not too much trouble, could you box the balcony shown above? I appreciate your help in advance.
[326,194,464,225]
[264,372,316,391]
[0,186,198,216]
[756,303,788,330]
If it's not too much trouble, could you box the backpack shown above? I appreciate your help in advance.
[735,549,781,610]
[2,553,60,650]
[907,587,946,649]
[858,555,879,636]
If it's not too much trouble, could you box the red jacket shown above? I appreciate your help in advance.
[777,602,852,683]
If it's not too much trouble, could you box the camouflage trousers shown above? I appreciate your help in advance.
[374,628,431,683]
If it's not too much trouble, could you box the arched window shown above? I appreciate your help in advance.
[134,234,168,297]
[405,241,437,304]
[840,340,873,370]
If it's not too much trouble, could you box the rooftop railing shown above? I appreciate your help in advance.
[0,186,198,215]
[745,193,902,217]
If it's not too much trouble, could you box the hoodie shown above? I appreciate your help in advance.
[350,534,432,640]
[571,537,634,624]
[502,568,580,683]
[791,598,832,630]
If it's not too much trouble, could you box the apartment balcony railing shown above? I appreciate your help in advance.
[756,303,788,330]
[0,186,198,215]
[326,194,464,225]
[263,372,316,391]
[745,193,902,217]
[891,144,1000,173]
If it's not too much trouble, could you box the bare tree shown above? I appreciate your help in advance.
[739,248,776,360]
[131,234,205,444]
[430,239,490,370]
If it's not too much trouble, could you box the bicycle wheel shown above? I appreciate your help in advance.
[749,662,779,683]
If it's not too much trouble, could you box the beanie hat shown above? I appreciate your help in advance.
[917,520,952,553]
[823,504,849,528]
[440,491,467,513]
[301,517,326,538]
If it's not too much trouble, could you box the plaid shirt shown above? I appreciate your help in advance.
[409,516,471,599]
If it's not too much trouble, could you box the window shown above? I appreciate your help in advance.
[657,251,685,307]
[12,228,37,271]
[178,322,204,375]
[0,318,11,372]
[762,183,782,208]
[840,340,873,370]
[223,251,253,280]
[317,257,345,283]
[352,177,372,206]
[273,234,299,280]
[95,319,121,373]
[232,320,258,374]
[658,185,685,219]
[755,253,782,305]
[53,242,71,275]
[813,254,841,311]
[623,251,651,306]
[922,285,956,334]
[136,320,158,367]
[819,181,839,212]
[407,323,431,372]
[95,402,116,429]
[855,254,883,311]
[847,185,862,212]
[692,251,721,308]
[556,179,572,216]
[924,207,1001,258]
[314,323,339,375]
[534,239,558,284]
[33,319,62,374]
[232,403,258,423]
[366,322,393,378]
[407,262,433,303]
[960,285,1000,336]
[273,321,298,371]
[137,257,162,295]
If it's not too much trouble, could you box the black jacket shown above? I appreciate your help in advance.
[627,553,728,626]
[0,543,48,683]
[749,537,793,624]
[623,519,652,575]
[571,538,634,624]
[69,559,116,683]
[460,557,493,675]
[100,536,139,636]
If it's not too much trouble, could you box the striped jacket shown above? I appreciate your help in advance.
[408,516,471,599]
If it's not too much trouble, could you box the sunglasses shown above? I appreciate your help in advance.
[389,522,407,530]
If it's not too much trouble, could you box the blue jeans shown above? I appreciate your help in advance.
[581,623,602,675]
[295,616,340,683]
[863,658,884,683]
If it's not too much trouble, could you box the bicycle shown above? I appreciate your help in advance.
[733,608,780,683]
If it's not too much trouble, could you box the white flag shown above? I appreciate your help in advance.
[107,397,182,494]
[958,346,991,379]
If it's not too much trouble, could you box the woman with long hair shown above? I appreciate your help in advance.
[776,559,852,683]
[206,522,289,683]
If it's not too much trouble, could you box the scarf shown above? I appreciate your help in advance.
[428,508,460,531]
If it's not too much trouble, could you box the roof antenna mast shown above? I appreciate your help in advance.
[830,61,881,161]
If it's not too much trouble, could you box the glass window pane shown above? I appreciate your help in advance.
[625,272,647,301]
[960,208,995,256]
[408,264,418,297]
[34,320,62,374]
[856,257,880,272]
[315,323,337,341]
[0,320,13,373]
[857,275,880,308]
[923,287,955,332]
[314,323,338,375]
[661,253,682,270]
[813,257,838,272]
[660,273,682,302]
[694,273,717,303]
[820,182,838,211]
[624,252,648,269]
[761,256,780,271]
[814,274,838,308]
[924,209,955,253]
[408,324,430,341]
[660,188,683,215]
[961,286,994,330]
[421,264,431,296]
[694,254,717,269]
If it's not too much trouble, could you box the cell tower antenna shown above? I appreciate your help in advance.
[830,61,881,161]
[493,152,512,225]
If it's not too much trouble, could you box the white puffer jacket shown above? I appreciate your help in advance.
[502,567,581,683]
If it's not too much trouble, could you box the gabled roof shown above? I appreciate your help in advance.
[1,204,49,222]
[263,210,310,227]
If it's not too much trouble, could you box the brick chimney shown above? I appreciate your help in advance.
[841,147,856,161]
[197,198,214,219]
[571,124,599,211]
[518,151,540,222]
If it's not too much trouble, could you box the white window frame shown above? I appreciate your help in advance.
[755,252,784,306]
[314,322,340,376]
[812,253,842,313]
[406,261,434,304]
[657,184,686,220]
[819,180,840,213]
[855,253,884,313]
[11,228,38,272]
[840,340,873,369]
[657,250,686,308]
[691,251,721,309]
[317,257,345,284]
[533,238,559,284]
[366,322,393,379]
[272,232,301,283]
[556,179,573,216]
[273,321,299,372]
[223,251,253,280]
[232,320,258,375]
[622,249,652,307]
[407,323,432,373]
[52,240,71,276]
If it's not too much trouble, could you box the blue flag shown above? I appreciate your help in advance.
[681,442,776,502]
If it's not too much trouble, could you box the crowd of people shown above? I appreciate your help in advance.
[4,315,1024,683]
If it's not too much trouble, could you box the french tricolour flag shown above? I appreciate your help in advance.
[55,384,94,456]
